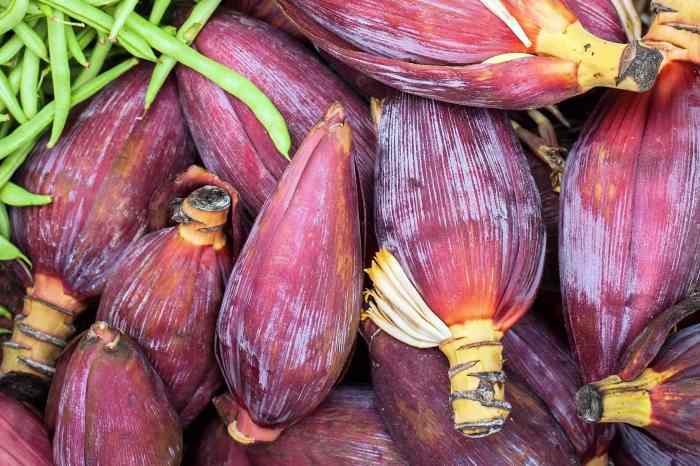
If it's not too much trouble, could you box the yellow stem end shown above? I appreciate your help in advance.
[438,320,508,438]
[536,21,662,92]
[577,369,666,427]
[0,274,85,379]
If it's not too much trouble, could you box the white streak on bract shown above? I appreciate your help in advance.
[479,0,532,47]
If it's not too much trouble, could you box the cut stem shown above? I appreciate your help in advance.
[536,20,662,92]
[175,185,229,249]
[576,369,667,427]
[0,273,86,379]
[439,320,509,438]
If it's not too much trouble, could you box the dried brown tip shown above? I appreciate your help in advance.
[176,185,230,248]
[86,322,121,350]
[321,102,351,156]
[617,40,664,91]
[575,384,604,423]
[576,370,665,427]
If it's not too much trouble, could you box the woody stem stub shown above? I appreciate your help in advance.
[176,185,230,249]
[439,320,510,438]
[0,273,85,380]
[536,21,662,92]
[576,369,665,427]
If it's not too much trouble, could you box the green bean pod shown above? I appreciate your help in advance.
[65,23,88,66]
[108,0,136,42]
[0,141,34,185]
[0,202,9,238]
[144,25,175,109]
[8,60,22,93]
[148,0,170,25]
[0,0,43,16]
[44,5,71,147]
[0,306,12,320]
[0,57,138,159]
[38,0,155,60]
[73,31,110,88]
[0,234,29,265]
[0,33,24,63]
[75,25,95,47]
[127,12,291,156]
[20,47,39,118]
[0,67,26,123]
[0,181,52,205]
[0,0,28,36]
[13,20,48,61]
[145,0,219,110]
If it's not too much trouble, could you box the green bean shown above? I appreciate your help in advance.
[144,26,175,109]
[38,0,155,60]
[44,5,71,147]
[0,142,34,186]
[75,23,95,47]
[65,23,87,66]
[13,20,48,61]
[148,0,170,25]
[0,57,138,159]
[108,0,136,42]
[34,27,93,80]
[0,234,30,265]
[0,68,26,123]
[0,181,52,205]
[0,305,12,319]
[1,0,42,15]
[0,0,28,36]
[126,12,291,156]
[73,31,109,88]
[0,202,9,238]
[0,34,23,63]
[20,49,40,118]
[0,0,38,15]
[8,59,21,93]
[145,0,220,110]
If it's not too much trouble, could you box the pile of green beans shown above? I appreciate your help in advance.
[0,0,292,265]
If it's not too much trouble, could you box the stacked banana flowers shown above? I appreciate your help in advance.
[277,0,663,108]
[560,58,700,457]
[364,94,545,437]
[1,65,193,401]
